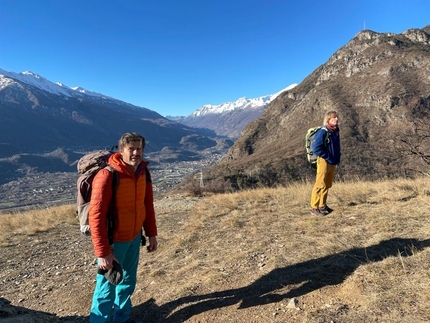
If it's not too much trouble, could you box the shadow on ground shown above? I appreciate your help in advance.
[132,237,430,322]
[5,237,427,323]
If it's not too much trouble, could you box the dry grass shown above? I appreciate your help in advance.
[0,204,76,245]
[1,177,430,322]
[145,176,430,322]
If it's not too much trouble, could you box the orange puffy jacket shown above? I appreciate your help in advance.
[89,153,157,257]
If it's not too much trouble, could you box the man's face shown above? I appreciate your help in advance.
[121,140,143,169]
[328,115,339,126]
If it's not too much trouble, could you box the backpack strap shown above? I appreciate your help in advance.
[105,165,119,246]
[322,126,331,146]
[144,167,152,183]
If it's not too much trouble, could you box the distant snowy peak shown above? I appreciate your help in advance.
[191,83,298,117]
[69,86,106,98]
[0,68,71,96]
[0,68,106,99]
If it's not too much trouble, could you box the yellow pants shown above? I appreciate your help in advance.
[310,157,336,209]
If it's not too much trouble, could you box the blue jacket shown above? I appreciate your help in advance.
[312,126,341,165]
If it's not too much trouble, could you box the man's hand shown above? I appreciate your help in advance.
[98,253,117,270]
[147,236,158,252]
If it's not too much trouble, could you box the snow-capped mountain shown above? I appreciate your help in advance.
[0,68,227,161]
[190,84,297,118]
[0,68,107,99]
[174,83,297,138]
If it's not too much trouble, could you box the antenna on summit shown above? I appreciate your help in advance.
[363,20,366,30]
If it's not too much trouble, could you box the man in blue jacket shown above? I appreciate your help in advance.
[310,111,341,216]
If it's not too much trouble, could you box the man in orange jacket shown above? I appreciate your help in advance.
[89,132,158,323]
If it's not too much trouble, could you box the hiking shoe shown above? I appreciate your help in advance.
[310,208,324,216]
[319,206,333,215]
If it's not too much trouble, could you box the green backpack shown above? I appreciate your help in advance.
[305,126,330,167]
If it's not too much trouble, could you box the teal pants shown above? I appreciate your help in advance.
[90,234,141,323]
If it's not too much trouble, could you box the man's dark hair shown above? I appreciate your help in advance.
[118,132,146,150]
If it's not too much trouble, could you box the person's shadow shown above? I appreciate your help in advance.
[132,237,430,322]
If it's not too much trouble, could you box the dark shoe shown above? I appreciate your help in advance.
[310,208,324,216]
[319,206,333,215]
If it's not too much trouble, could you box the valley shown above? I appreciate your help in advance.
[0,153,224,212]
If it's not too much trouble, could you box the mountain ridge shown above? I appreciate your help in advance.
[172,84,297,138]
[188,84,297,117]
[0,68,220,156]
[0,68,108,99]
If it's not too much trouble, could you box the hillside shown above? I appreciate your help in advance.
[194,25,430,190]
[1,177,430,322]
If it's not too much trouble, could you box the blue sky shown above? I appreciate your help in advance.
[0,0,429,116]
